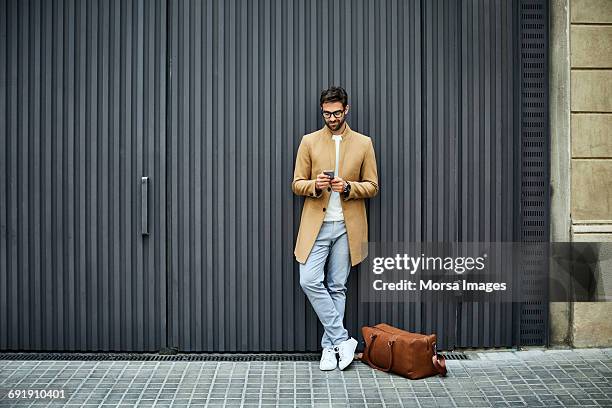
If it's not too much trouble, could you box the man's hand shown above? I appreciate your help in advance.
[316,172,332,191]
[331,176,347,193]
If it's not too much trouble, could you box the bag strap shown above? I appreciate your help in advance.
[364,334,395,372]
[431,342,447,377]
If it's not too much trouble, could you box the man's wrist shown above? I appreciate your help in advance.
[343,181,351,196]
[314,181,322,196]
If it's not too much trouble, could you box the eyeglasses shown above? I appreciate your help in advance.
[321,109,345,119]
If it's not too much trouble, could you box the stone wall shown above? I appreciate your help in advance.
[551,0,612,347]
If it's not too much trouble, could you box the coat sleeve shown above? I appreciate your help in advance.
[292,136,323,198]
[343,138,379,200]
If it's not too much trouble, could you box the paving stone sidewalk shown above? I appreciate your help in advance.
[1,348,611,407]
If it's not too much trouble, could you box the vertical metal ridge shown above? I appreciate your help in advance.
[271,0,280,351]
[65,0,76,350]
[8,0,17,350]
[75,0,86,350]
[122,0,133,350]
[100,0,110,351]
[0,0,8,350]
[30,0,41,350]
[167,0,178,352]
[19,0,31,350]
[238,0,249,351]
[112,0,122,349]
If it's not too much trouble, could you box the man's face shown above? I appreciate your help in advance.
[321,101,349,132]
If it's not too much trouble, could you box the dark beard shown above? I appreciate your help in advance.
[325,117,345,132]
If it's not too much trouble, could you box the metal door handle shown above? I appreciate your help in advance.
[141,177,149,235]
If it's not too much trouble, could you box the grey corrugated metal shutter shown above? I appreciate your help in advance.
[0,0,168,351]
[1,0,549,352]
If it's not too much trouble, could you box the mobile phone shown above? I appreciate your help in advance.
[323,170,335,180]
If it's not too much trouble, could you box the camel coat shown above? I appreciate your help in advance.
[292,123,379,266]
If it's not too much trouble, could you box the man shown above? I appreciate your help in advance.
[292,86,379,371]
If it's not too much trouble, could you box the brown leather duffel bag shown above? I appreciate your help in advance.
[361,323,447,379]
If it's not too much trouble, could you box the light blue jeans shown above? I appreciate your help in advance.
[299,221,351,349]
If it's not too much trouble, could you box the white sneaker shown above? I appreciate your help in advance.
[336,337,358,370]
[319,347,337,371]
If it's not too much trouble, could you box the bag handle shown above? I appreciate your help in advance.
[431,342,447,377]
[364,333,395,372]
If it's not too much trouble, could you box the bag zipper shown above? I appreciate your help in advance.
[372,325,434,354]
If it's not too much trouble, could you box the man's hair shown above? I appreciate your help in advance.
[320,86,348,107]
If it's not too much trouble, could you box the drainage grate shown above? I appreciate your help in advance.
[0,353,321,362]
[0,352,469,362]
[518,0,549,347]
[440,352,470,360]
